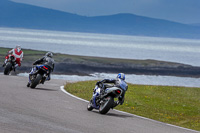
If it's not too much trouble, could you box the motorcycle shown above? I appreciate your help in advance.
[3,55,16,75]
[87,83,123,114]
[27,64,50,88]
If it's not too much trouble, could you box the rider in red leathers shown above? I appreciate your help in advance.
[3,45,24,70]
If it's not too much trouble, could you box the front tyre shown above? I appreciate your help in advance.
[4,62,12,75]
[87,100,94,111]
[30,74,42,88]
[99,96,114,114]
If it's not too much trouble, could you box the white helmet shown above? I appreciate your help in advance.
[45,52,53,58]
[16,45,21,52]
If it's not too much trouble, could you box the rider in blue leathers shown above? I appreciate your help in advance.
[96,73,128,108]
[32,52,55,80]
[27,52,54,87]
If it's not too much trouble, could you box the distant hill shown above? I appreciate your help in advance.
[1,0,200,39]
[190,23,200,27]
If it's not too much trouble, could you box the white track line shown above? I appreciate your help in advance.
[60,86,200,133]
[60,86,88,103]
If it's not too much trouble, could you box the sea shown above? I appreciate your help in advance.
[1,27,200,87]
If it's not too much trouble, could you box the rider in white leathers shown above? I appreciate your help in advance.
[96,73,128,107]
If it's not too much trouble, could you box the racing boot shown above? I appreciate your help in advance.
[111,101,119,109]
[41,80,45,84]
[27,82,30,87]
[13,64,19,72]
[41,77,46,84]
[46,74,51,81]
[3,59,7,67]
[2,63,6,67]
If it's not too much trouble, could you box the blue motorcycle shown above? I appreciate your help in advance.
[27,65,50,88]
[87,83,123,114]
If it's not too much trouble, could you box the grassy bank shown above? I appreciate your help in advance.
[64,81,200,131]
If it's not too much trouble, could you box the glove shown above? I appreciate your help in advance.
[33,62,37,65]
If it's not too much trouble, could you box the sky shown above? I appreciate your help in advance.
[11,0,200,24]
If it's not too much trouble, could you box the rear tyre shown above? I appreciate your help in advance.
[30,74,42,88]
[4,63,12,75]
[99,96,114,114]
[87,100,94,111]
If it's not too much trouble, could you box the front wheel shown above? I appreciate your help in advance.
[4,62,12,75]
[99,96,114,114]
[30,74,42,88]
[87,100,94,111]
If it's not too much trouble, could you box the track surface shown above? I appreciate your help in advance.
[0,74,199,133]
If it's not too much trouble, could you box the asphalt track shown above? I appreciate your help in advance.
[0,74,199,133]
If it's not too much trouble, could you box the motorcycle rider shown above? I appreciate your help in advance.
[96,73,128,108]
[31,52,55,81]
[3,45,24,71]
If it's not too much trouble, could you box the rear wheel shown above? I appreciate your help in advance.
[30,74,42,88]
[99,96,114,114]
[4,62,12,75]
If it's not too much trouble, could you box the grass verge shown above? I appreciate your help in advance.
[64,81,200,131]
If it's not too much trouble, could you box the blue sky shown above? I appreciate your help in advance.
[11,0,200,24]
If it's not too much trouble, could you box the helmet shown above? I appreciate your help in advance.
[16,45,21,52]
[45,52,53,58]
[117,73,125,80]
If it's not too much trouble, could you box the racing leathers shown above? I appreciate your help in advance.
[96,78,128,107]
[32,56,55,80]
[4,48,23,68]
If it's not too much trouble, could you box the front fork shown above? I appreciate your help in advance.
[92,92,101,109]
[28,67,37,83]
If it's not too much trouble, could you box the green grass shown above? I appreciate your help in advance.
[64,81,200,131]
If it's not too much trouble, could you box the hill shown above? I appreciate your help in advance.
[0,0,200,39]
[190,23,200,27]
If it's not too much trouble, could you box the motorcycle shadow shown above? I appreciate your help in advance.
[107,112,133,118]
[32,87,58,91]
[91,110,133,118]
[9,71,18,75]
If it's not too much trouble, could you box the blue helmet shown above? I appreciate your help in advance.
[117,73,125,80]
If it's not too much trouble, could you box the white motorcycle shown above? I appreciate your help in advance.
[87,83,123,114]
